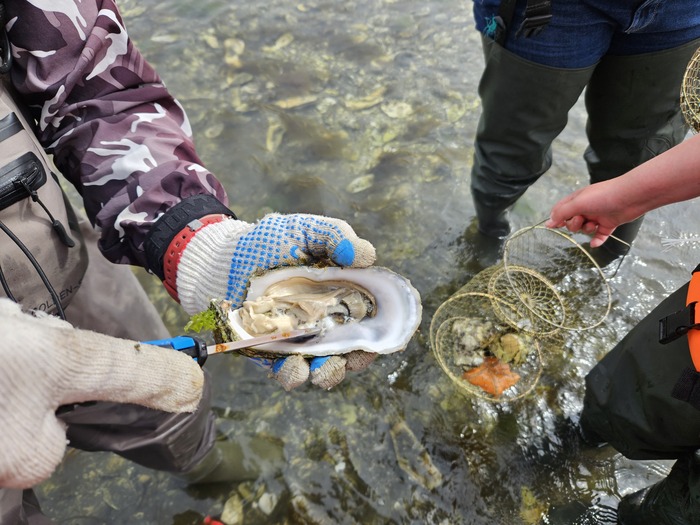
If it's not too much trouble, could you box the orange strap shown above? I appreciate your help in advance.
[687,270,700,371]
[162,214,230,302]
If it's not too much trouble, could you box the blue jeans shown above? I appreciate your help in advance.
[473,0,700,68]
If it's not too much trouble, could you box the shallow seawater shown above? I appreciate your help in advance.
[37,0,700,523]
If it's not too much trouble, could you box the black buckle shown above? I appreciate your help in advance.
[493,15,508,45]
[659,302,700,344]
[515,0,552,39]
[516,13,552,38]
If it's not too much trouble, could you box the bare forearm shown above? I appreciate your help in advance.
[603,133,700,216]
[547,133,700,246]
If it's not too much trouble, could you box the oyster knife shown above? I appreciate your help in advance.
[143,327,322,366]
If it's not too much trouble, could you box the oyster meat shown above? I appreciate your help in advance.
[237,277,376,335]
[226,266,422,356]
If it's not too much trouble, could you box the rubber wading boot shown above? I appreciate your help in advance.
[183,436,284,485]
[470,36,595,237]
[588,217,645,267]
[461,217,506,273]
[617,451,700,525]
[473,198,511,239]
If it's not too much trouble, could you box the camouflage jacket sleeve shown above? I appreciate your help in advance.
[4,0,230,268]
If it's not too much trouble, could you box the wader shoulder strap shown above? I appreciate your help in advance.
[660,264,700,409]
[0,1,10,74]
[493,0,552,46]
[687,268,700,370]
[659,264,700,368]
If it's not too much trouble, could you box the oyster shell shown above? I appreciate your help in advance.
[488,332,534,366]
[225,266,422,356]
[450,317,503,367]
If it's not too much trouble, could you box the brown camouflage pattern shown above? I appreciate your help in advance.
[4,0,229,268]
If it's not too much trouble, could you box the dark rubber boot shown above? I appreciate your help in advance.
[579,284,700,460]
[460,218,506,273]
[578,417,607,448]
[473,197,511,239]
[617,452,700,525]
[588,217,645,267]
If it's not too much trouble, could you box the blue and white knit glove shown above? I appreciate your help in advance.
[175,213,377,390]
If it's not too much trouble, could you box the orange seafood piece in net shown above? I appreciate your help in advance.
[462,356,521,398]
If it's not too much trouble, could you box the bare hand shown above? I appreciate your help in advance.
[544,183,638,248]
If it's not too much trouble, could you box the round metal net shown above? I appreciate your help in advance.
[682,46,700,134]
[430,225,612,402]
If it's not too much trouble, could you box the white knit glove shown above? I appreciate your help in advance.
[0,299,204,489]
[176,212,378,390]
[176,213,376,313]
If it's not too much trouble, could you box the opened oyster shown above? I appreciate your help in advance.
[215,266,422,356]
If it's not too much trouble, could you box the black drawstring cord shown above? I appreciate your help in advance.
[16,178,75,247]
[0,218,66,319]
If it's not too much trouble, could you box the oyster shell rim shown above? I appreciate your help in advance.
[227,265,422,356]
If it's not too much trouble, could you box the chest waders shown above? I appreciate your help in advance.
[0,33,87,318]
[471,0,699,255]
[576,267,700,524]
[470,0,593,238]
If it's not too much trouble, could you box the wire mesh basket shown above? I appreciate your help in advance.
[681,46,700,134]
[430,225,612,402]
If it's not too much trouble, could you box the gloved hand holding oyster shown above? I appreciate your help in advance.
[174,213,377,314]
[173,212,422,390]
